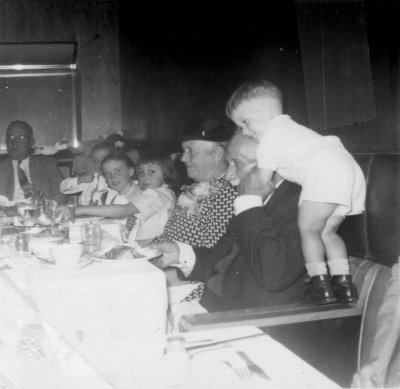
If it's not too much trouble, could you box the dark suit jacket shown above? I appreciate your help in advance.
[0,155,67,205]
[187,181,306,312]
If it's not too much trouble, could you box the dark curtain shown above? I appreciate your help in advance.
[295,0,376,131]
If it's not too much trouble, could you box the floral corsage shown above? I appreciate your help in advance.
[177,180,222,217]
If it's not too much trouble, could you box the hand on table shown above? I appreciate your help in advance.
[151,241,180,269]
[56,205,78,222]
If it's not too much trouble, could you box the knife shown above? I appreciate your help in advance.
[236,350,271,380]
[185,332,266,352]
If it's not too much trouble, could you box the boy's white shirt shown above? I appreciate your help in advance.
[103,181,142,241]
[175,180,283,276]
[59,173,108,205]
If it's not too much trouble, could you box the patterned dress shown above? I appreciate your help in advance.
[156,177,237,248]
[155,177,237,301]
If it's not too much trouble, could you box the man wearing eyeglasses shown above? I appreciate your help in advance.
[0,120,67,206]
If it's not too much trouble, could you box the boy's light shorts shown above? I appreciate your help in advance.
[298,140,366,217]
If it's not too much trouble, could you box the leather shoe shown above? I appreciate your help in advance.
[297,274,337,305]
[331,274,358,304]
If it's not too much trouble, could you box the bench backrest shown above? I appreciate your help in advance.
[340,153,400,267]
[339,153,400,369]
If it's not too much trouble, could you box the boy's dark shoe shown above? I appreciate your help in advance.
[331,274,358,304]
[297,274,337,305]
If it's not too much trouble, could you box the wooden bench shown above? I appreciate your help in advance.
[179,257,381,331]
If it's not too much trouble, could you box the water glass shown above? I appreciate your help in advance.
[81,223,101,254]
[14,234,31,257]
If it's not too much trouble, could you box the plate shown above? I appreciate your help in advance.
[89,245,162,263]
[39,257,93,270]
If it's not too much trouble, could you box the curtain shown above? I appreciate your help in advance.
[295,0,376,131]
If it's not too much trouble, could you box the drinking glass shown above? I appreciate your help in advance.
[66,196,81,223]
[81,223,101,254]
[14,233,31,257]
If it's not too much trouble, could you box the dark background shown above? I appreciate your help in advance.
[119,0,400,151]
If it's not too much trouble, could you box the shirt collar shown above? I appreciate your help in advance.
[13,156,30,167]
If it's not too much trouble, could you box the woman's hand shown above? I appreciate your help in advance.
[238,167,275,199]
[151,241,180,269]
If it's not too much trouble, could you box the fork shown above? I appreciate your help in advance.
[236,351,271,381]
[223,360,256,387]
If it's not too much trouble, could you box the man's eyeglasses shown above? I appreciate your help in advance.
[6,135,29,143]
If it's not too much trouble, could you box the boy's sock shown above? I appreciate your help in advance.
[327,259,350,276]
[305,262,328,278]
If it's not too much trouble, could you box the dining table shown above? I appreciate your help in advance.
[0,218,168,389]
[0,218,343,388]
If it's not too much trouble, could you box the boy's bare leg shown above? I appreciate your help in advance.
[297,201,337,304]
[323,213,358,303]
[298,202,358,304]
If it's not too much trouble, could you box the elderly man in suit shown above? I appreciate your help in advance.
[0,120,67,206]
[153,131,306,314]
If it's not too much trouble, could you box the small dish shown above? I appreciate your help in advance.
[30,232,66,260]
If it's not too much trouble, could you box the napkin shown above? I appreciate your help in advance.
[99,223,122,252]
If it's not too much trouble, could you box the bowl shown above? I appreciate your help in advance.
[50,243,83,267]
[30,232,66,260]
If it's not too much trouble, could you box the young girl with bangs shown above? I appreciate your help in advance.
[72,150,177,241]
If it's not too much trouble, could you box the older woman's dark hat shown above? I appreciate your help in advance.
[180,117,233,142]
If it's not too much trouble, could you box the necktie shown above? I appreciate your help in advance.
[18,161,32,198]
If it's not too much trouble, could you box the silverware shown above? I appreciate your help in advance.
[185,332,266,352]
[223,360,255,387]
[188,344,231,359]
[236,350,271,380]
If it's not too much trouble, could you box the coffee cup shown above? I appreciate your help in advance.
[50,243,83,267]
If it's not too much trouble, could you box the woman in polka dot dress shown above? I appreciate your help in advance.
[153,117,237,302]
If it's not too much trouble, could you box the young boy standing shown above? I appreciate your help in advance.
[226,79,366,305]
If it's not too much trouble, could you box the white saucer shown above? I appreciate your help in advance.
[39,258,93,270]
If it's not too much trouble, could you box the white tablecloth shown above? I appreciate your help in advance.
[180,326,342,389]
[0,257,168,389]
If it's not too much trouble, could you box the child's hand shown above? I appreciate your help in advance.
[56,205,74,222]
[238,167,275,199]
[126,215,137,231]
